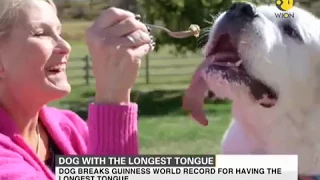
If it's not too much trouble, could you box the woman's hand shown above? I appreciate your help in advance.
[85,7,153,104]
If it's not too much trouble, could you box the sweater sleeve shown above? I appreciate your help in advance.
[63,103,139,155]
[86,103,139,155]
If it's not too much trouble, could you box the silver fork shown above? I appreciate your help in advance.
[135,14,200,39]
[145,23,201,39]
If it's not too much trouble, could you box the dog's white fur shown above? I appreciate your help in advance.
[204,5,320,175]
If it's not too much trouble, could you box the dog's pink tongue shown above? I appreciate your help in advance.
[183,67,209,126]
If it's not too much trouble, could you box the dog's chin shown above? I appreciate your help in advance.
[202,33,278,108]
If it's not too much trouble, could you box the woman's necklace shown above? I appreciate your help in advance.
[36,122,40,156]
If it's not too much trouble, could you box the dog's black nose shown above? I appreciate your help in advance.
[228,2,256,18]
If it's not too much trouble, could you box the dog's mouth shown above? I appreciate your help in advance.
[183,33,278,125]
[207,33,278,106]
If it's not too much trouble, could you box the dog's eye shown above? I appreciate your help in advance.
[282,24,302,41]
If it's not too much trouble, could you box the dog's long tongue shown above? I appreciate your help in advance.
[183,67,209,126]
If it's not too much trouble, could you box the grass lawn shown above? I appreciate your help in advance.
[139,111,230,154]
[51,21,233,154]
[138,103,231,154]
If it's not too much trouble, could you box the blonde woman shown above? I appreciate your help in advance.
[0,0,153,179]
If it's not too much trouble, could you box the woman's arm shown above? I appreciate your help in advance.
[78,6,152,156]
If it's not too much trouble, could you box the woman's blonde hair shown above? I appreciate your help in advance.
[0,0,56,38]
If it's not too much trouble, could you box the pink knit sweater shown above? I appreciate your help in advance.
[0,103,138,179]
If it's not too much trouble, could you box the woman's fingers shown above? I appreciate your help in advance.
[130,43,153,60]
[106,16,148,37]
[92,7,135,29]
[103,30,151,48]
[86,7,155,103]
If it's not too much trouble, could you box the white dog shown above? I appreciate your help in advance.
[183,2,320,176]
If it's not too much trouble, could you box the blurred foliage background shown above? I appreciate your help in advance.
[56,0,320,54]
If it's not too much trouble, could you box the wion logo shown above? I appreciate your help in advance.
[275,0,295,18]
